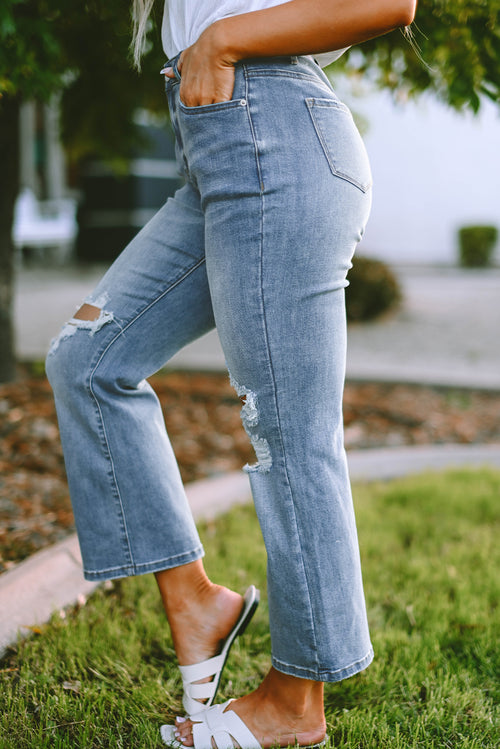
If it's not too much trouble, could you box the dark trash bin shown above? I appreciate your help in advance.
[76,123,183,262]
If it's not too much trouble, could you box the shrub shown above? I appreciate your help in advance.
[345,255,401,322]
[458,225,498,267]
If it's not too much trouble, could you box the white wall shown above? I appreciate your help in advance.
[343,89,500,265]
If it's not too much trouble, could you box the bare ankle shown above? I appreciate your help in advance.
[155,562,243,666]
[232,668,326,740]
[155,560,215,614]
[260,667,324,714]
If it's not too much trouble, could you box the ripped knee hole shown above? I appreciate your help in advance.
[229,373,272,474]
[47,296,115,355]
[73,303,102,321]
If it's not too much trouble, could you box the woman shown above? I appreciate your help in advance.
[46,1,417,747]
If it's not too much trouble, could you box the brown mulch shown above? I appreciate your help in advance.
[1,365,500,574]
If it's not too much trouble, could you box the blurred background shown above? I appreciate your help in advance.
[1,0,500,588]
[2,1,499,388]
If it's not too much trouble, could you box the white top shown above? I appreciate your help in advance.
[161,0,348,68]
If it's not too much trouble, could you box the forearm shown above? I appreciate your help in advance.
[172,0,417,107]
[212,0,417,63]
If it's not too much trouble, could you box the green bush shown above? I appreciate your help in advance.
[346,255,401,322]
[458,225,498,267]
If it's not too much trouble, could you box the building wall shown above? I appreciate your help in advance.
[346,90,500,265]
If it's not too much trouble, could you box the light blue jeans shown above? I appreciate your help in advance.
[46,55,373,682]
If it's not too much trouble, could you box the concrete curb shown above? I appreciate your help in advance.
[0,535,98,657]
[0,472,252,657]
[346,372,500,393]
[347,442,500,481]
[2,443,500,656]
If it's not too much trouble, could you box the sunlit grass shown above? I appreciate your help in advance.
[0,468,498,748]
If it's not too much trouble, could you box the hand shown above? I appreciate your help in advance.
[163,21,236,108]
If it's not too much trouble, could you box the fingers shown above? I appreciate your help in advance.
[160,51,184,80]
[178,63,235,107]
[162,36,235,106]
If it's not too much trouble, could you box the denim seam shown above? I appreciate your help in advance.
[87,387,134,568]
[83,370,134,570]
[244,80,320,671]
[245,70,320,83]
[272,646,374,683]
[83,544,205,581]
[243,71,264,193]
[86,257,207,572]
[305,99,371,193]
[177,98,246,115]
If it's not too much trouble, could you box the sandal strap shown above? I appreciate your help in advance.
[180,654,226,715]
[192,702,261,749]
[179,653,225,683]
[178,586,260,717]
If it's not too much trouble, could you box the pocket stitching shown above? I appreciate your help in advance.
[245,69,320,83]
[178,97,246,115]
[305,98,371,193]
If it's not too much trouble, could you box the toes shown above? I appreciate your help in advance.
[173,730,194,747]
[174,717,194,745]
[173,729,189,746]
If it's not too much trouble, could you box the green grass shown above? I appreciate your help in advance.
[1,468,499,748]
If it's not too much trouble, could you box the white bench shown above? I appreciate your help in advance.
[12,188,78,263]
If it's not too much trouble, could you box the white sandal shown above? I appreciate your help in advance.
[160,700,328,749]
[179,586,259,717]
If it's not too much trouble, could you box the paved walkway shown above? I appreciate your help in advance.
[3,262,500,655]
[14,263,500,389]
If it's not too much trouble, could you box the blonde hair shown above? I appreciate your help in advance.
[131,0,156,70]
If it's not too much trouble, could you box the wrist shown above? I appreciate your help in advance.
[206,17,245,65]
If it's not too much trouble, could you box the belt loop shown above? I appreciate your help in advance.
[164,52,182,81]
[172,53,182,81]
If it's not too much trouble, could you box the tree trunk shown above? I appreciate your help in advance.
[0,97,20,383]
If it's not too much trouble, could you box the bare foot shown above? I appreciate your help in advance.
[174,667,326,748]
[156,562,244,666]
[172,584,244,667]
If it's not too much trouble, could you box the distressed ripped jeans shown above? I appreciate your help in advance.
[46,55,373,682]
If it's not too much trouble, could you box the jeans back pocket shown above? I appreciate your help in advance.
[306,98,372,193]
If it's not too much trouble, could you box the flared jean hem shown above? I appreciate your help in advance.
[272,647,374,683]
[82,545,205,582]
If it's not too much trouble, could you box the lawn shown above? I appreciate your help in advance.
[1,468,499,748]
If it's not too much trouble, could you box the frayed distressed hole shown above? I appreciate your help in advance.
[74,303,102,321]
[47,303,115,355]
[244,435,272,474]
[229,371,272,473]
